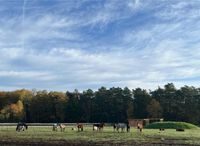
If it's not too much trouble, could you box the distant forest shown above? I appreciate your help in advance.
[0,83,199,125]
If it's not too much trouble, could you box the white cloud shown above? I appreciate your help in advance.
[1,0,200,91]
[127,0,141,10]
[0,70,48,78]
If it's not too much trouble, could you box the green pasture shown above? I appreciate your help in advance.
[145,121,199,129]
[0,125,200,145]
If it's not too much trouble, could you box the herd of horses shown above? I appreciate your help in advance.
[16,122,143,133]
[53,122,144,132]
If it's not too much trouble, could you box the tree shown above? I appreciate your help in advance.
[30,90,54,122]
[151,83,177,120]
[78,89,93,122]
[65,90,81,122]
[0,100,24,122]
[133,88,151,118]
[147,99,162,118]
[48,91,67,122]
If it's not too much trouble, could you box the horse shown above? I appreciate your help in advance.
[16,122,28,132]
[58,123,66,132]
[137,123,143,132]
[77,123,83,132]
[93,123,105,131]
[114,123,130,132]
[52,123,59,131]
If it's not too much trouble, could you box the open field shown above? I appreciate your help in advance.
[0,125,200,146]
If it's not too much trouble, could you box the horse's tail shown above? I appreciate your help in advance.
[113,124,116,129]
[126,125,130,132]
[16,125,18,131]
[25,125,28,130]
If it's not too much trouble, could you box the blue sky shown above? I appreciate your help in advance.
[1,0,200,91]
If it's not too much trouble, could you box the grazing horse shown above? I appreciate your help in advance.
[58,123,66,132]
[52,123,59,131]
[114,123,129,132]
[16,122,28,132]
[77,123,83,132]
[93,123,105,131]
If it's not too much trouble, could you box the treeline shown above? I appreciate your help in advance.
[0,83,200,125]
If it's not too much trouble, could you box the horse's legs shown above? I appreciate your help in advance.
[62,128,64,132]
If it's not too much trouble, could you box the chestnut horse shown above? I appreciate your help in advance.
[77,123,83,132]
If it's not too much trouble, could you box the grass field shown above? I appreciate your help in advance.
[145,121,199,129]
[0,125,200,146]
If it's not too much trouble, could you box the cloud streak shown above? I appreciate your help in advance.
[0,0,200,91]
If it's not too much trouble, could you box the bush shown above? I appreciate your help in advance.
[145,121,199,129]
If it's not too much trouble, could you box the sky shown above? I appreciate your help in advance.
[0,0,200,91]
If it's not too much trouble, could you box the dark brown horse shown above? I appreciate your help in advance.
[93,123,105,131]
[77,123,83,132]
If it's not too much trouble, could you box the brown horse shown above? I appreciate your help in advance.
[93,123,105,131]
[77,123,83,132]
[137,123,143,132]
[58,123,66,132]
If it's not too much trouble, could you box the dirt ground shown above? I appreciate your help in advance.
[0,139,199,146]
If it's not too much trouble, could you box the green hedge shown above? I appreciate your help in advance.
[145,121,199,129]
